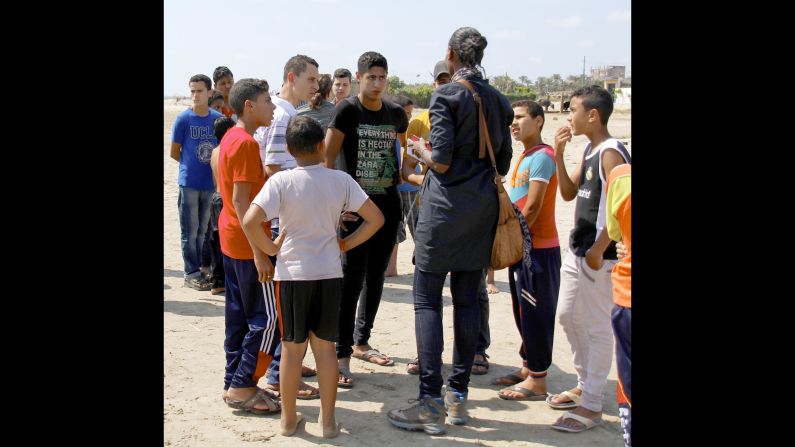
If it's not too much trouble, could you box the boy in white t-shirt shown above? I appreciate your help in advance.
[242,116,384,438]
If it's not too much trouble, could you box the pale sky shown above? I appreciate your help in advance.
[164,0,630,96]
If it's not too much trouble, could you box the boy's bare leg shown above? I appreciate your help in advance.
[280,339,308,435]
[310,332,339,437]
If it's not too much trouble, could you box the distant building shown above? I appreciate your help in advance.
[591,65,626,93]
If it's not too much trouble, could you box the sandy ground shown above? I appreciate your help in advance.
[164,99,631,446]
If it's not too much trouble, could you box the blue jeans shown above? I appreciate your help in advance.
[414,268,482,398]
[178,186,213,277]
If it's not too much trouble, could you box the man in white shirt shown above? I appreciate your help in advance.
[254,54,321,399]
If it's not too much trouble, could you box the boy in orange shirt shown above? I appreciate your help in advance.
[606,164,631,447]
[217,78,281,415]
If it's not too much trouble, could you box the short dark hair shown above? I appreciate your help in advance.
[208,89,224,106]
[285,116,324,156]
[571,85,613,125]
[229,78,270,117]
[511,100,545,131]
[213,116,235,141]
[333,68,352,80]
[189,74,212,91]
[283,55,319,82]
[357,51,388,74]
[448,27,488,69]
[396,95,413,108]
[213,66,233,84]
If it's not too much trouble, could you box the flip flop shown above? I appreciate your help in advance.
[498,385,547,401]
[546,390,581,409]
[264,382,320,400]
[406,357,420,375]
[352,349,395,366]
[338,368,354,388]
[491,373,526,386]
[551,411,603,433]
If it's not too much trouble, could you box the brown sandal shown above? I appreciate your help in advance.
[223,388,281,414]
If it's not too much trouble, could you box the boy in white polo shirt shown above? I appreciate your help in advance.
[254,54,321,397]
[242,116,384,438]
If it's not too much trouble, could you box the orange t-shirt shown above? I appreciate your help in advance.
[606,164,631,308]
[217,126,269,259]
[508,145,559,248]
[221,105,235,119]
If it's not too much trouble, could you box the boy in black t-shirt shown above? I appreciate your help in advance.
[324,51,408,388]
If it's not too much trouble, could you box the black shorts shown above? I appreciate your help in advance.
[278,278,342,343]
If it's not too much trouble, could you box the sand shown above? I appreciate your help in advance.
[164,99,631,446]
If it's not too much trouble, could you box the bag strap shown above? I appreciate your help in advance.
[458,79,505,193]
[457,79,495,169]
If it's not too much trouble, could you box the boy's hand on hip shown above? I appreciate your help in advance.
[254,253,274,283]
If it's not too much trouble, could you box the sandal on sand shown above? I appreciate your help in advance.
[491,372,526,386]
[338,368,354,388]
[264,382,320,400]
[224,388,281,414]
[498,385,547,401]
[472,354,489,375]
[406,357,420,375]
[551,411,603,433]
[546,390,581,409]
[301,365,317,377]
[352,349,394,366]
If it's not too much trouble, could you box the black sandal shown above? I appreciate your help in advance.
[472,353,489,375]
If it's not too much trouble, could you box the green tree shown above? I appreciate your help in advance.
[565,75,582,91]
[549,74,563,92]
[399,83,435,108]
[388,76,405,94]
[491,74,518,94]
[536,76,548,96]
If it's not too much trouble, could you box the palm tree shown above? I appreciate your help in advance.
[536,76,548,96]
[549,74,563,92]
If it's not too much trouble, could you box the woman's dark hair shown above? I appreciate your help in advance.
[448,27,488,70]
[309,73,333,109]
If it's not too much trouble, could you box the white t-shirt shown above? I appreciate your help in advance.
[251,164,369,280]
[254,95,298,173]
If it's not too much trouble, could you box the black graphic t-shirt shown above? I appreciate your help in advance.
[328,97,408,195]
